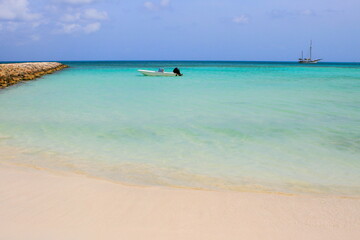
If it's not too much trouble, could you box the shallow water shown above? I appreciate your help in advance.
[1,61,360,196]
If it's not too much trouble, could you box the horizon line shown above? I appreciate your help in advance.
[1,60,360,64]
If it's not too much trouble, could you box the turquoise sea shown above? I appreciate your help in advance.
[1,61,360,196]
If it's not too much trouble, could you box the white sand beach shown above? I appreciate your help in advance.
[1,162,359,240]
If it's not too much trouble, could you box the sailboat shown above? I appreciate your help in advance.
[298,41,322,63]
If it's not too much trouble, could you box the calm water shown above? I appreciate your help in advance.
[1,61,360,196]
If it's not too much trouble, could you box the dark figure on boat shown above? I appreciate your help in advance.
[173,67,183,76]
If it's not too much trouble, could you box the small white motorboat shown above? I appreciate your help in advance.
[138,69,177,76]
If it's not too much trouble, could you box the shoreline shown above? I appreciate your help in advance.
[0,144,359,198]
[1,162,359,239]
[4,159,360,199]
[0,62,68,88]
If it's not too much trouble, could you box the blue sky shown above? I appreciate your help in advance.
[0,0,359,62]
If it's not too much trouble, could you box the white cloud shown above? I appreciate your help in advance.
[0,0,40,21]
[61,13,78,22]
[58,0,96,4]
[271,9,316,18]
[31,21,43,28]
[0,0,43,35]
[83,22,100,33]
[60,8,107,22]
[233,15,249,24]
[44,4,59,12]
[270,9,289,18]
[83,8,107,20]
[30,34,40,41]
[300,9,315,16]
[160,0,170,7]
[56,21,100,34]
[57,7,107,34]
[0,0,105,39]
[144,0,171,11]
[4,22,19,31]
[144,2,156,11]
[58,23,81,33]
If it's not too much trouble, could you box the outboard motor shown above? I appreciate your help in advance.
[173,67,183,76]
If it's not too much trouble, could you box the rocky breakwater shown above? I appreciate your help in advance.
[0,62,68,89]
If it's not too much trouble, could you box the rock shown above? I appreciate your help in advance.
[0,62,69,88]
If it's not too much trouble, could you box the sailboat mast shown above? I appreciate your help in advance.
[298,40,320,63]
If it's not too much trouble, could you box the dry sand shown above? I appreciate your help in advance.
[0,162,359,240]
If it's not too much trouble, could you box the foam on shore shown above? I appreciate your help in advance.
[0,62,68,88]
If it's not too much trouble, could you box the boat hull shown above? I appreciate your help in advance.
[138,70,177,76]
[298,59,321,64]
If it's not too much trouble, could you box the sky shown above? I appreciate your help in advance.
[0,0,359,62]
